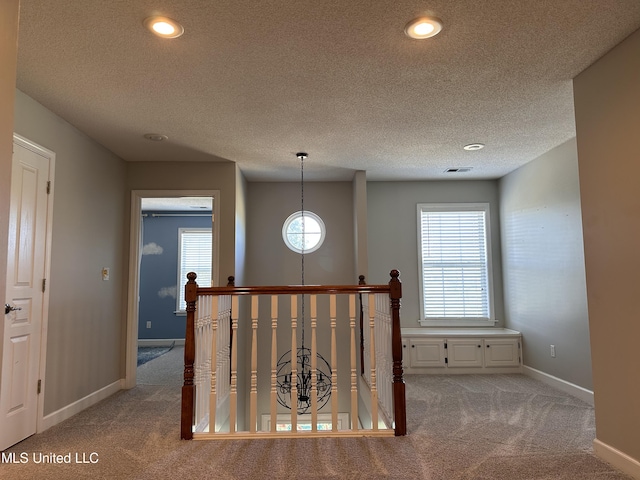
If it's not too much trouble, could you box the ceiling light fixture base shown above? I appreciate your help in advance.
[143,16,184,38]
[463,143,485,151]
[144,133,168,142]
[404,16,443,39]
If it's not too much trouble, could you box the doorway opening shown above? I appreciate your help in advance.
[126,190,220,388]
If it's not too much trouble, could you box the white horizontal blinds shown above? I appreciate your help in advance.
[178,228,212,311]
[420,208,489,319]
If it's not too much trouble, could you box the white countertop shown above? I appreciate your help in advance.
[401,327,521,337]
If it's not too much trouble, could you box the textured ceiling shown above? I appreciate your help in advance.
[15,1,640,181]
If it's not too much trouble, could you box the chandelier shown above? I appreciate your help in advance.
[275,152,332,415]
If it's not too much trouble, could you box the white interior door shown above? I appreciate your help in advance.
[1,135,53,450]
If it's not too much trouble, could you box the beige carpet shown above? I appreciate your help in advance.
[1,348,631,479]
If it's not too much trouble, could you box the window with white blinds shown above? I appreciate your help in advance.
[417,203,494,326]
[177,228,212,312]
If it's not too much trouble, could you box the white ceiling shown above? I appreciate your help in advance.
[15,1,640,181]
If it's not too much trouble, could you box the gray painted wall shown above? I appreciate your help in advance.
[126,161,238,287]
[574,28,640,463]
[246,182,355,286]
[499,138,592,390]
[366,181,504,328]
[234,166,248,286]
[14,90,127,415]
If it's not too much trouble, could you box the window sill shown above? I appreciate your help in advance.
[174,311,186,317]
[419,319,497,328]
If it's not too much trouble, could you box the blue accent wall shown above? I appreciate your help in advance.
[138,212,212,339]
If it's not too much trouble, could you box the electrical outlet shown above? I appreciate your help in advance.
[550,345,556,358]
[146,321,151,329]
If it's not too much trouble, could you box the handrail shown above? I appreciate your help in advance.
[194,284,392,296]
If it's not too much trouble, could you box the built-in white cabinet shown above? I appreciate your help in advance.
[402,328,522,374]
[483,337,521,368]
[409,338,446,368]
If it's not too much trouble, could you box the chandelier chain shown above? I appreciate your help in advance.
[299,153,306,348]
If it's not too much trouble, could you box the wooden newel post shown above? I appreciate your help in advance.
[389,269,406,436]
[358,275,366,375]
[181,272,198,440]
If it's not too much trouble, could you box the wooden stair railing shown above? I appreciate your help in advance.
[181,270,405,440]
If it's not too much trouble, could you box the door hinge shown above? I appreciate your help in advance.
[37,379,42,394]
[445,357,448,364]
[444,343,447,349]
[46,181,51,194]
[42,279,46,293]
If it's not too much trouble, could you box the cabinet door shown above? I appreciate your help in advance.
[447,339,483,367]
[484,338,520,367]
[409,338,446,368]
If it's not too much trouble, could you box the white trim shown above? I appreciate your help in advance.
[12,134,56,438]
[39,379,123,432]
[522,365,594,405]
[593,439,640,479]
[126,190,220,389]
[137,338,185,347]
[419,319,497,327]
[282,210,326,254]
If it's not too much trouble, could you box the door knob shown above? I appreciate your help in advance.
[4,304,22,314]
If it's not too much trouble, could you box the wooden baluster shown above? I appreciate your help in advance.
[310,295,318,433]
[270,296,278,433]
[349,294,358,431]
[250,295,259,433]
[330,294,338,431]
[229,295,239,434]
[358,275,365,376]
[182,272,197,440]
[368,293,378,431]
[209,296,218,434]
[389,269,406,436]
[290,295,298,432]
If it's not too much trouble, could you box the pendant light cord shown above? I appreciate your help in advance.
[298,153,307,349]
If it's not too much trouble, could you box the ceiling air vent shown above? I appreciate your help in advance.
[444,167,472,173]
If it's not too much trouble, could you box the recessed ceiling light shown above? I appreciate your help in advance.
[143,16,184,38]
[404,16,443,39]
[144,133,168,141]
[463,143,485,151]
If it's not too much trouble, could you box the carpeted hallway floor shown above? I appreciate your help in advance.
[0,347,631,479]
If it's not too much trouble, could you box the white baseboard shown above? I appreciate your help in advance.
[522,365,594,405]
[594,438,640,479]
[137,338,185,347]
[39,379,124,432]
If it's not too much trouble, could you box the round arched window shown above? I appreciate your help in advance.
[282,211,326,254]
